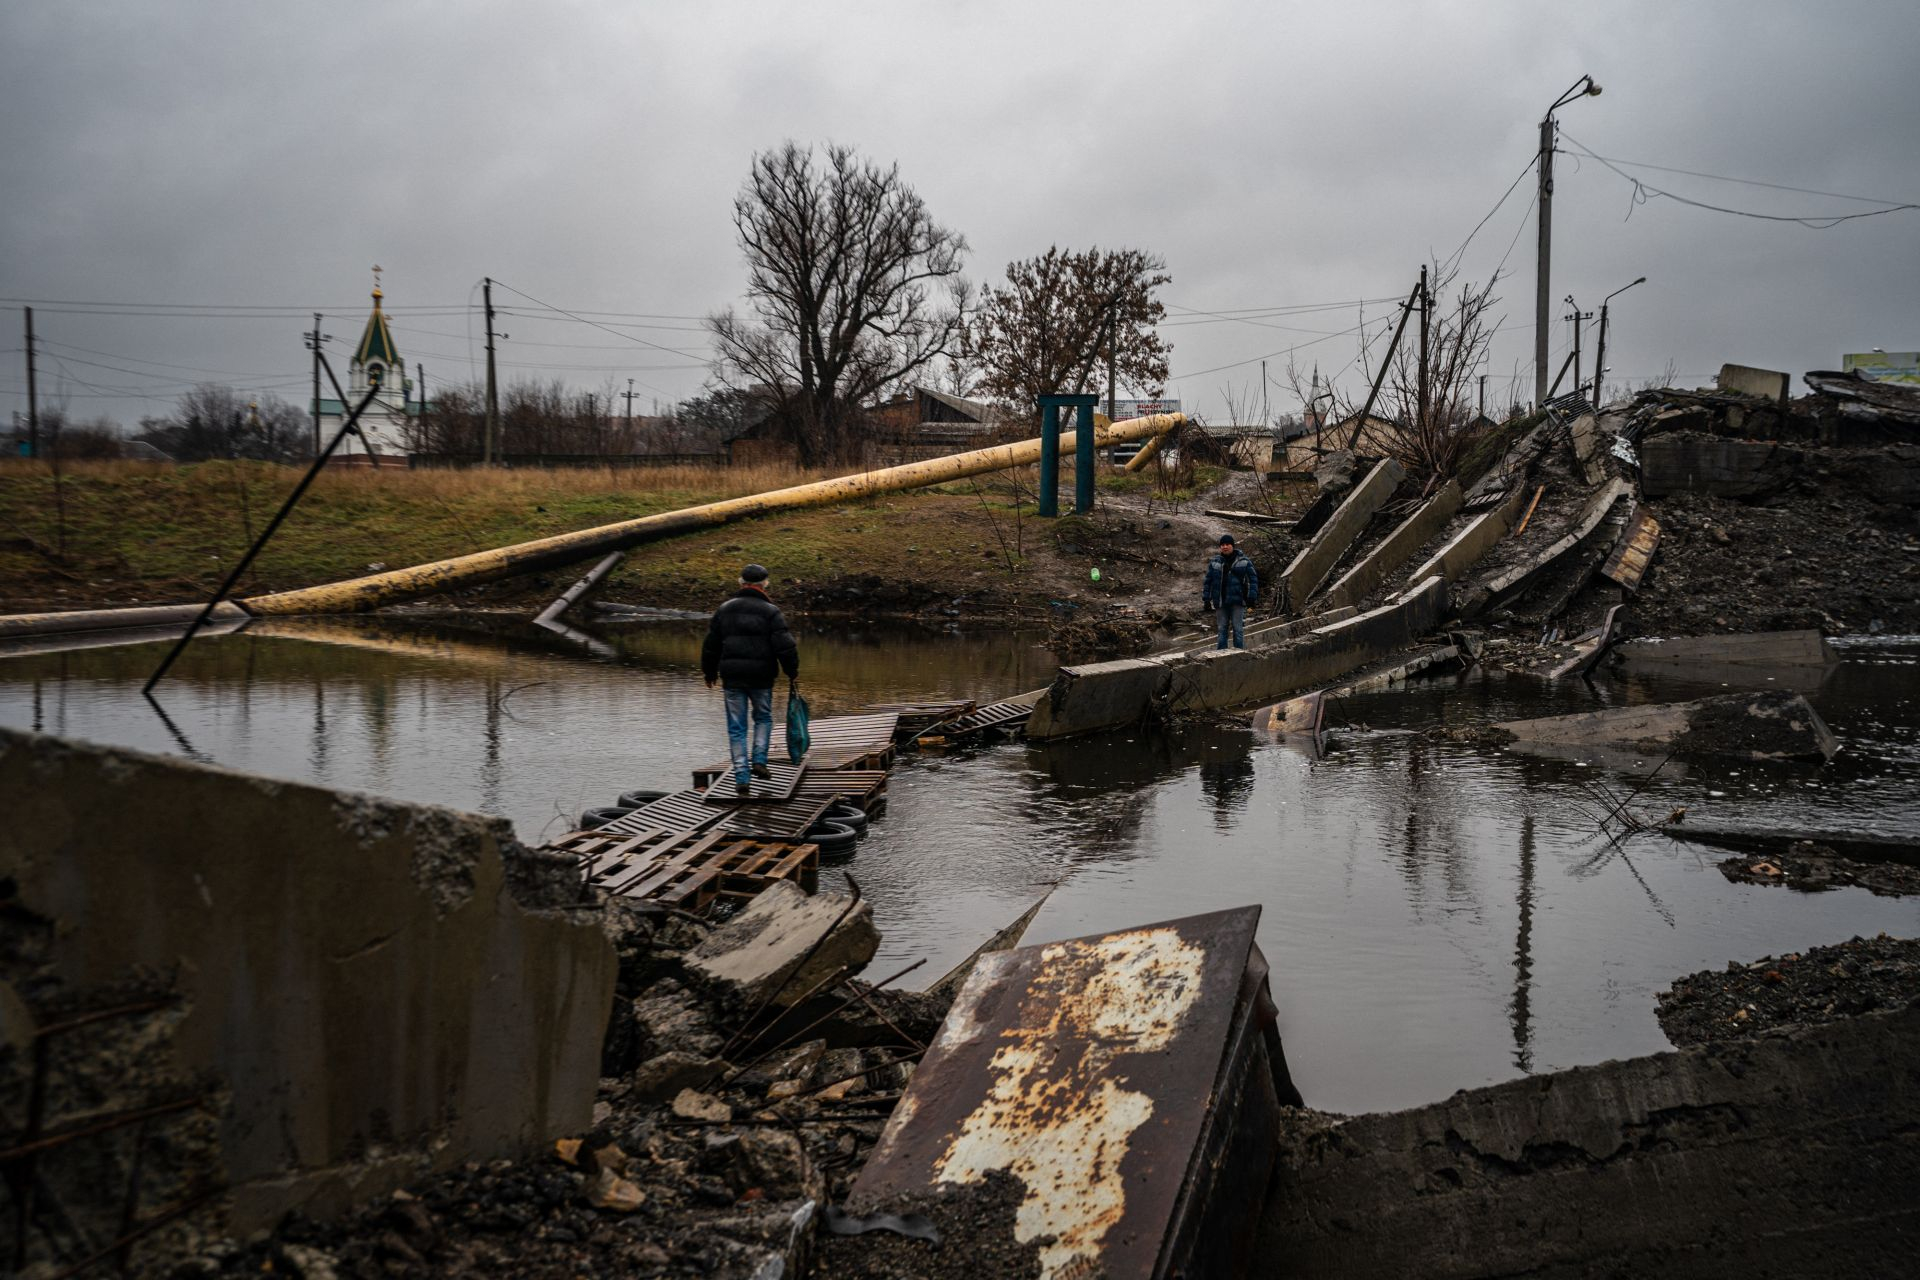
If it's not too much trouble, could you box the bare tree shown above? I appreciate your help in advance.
[1286,266,1502,483]
[708,142,969,463]
[136,385,306,461]
[968,246,1171,417]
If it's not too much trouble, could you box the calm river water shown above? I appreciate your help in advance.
[4,616,1916,1115]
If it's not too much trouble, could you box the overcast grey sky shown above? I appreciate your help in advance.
[3,0,1916,431]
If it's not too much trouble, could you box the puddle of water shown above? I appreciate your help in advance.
[3,620,1916,1115]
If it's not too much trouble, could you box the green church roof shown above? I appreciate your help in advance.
[354,289,400,368]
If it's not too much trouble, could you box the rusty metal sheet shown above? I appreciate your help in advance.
[1602,506,1660,590]
[852,906,1263,1280]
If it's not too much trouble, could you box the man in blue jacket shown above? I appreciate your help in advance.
[701,564,800,794]
[1202,534,1259,650]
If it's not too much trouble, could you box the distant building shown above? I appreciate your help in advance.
[312,272,427,460]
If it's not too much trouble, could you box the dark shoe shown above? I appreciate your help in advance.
[750,762,773,780]
[734,775,751,795]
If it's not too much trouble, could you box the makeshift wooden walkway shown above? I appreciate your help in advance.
[553,701,1034,914]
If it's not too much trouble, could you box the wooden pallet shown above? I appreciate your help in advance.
[699,760,807,804]
[862,700,975,739]
[695,711,900,783]
[602,790,725,837]
[558,827,819,912]
[937,699,1033,740]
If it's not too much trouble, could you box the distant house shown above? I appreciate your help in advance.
[727,385,1011,466]
[1188,423,1277,470]
[1281,413,1406,471]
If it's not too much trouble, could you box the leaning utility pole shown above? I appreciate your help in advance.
[483,277,500,464]
[23,306,38,460]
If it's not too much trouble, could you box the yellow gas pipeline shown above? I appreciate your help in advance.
[242,413,1185,615]
[1122,425,1175,473]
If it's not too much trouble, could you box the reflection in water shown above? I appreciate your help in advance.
[1199,755,1256,829]
[1512,811,1536,1073]
[2,622,1918,1114]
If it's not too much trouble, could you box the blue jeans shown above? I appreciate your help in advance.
[724,686,774,784]
[1216,604,1246,650]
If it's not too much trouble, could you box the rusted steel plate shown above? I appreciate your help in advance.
[699,760,807,804]
[853,906,1265,1280]
[1601,506,1661,590]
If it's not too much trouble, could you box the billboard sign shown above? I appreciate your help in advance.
[1843,352,1920,386]
[1102,398,1182,421]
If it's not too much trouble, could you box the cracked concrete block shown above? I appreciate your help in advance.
[1025,657,1175,740]
[1282,457,1406,609]
[0,727,617,1232]
[1495,690,1837,762]
[1259,1007,1920,1277]
[685,881,878,1010]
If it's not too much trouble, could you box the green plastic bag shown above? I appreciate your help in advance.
[785,683,811,764]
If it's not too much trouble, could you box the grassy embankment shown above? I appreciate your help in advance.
[0,459,1110,614]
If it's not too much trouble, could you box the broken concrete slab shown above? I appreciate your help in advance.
[685,880,878,1010]
[1257,1005,1920,1278]
[1616,629,1837,668]
[926,893,1052,1002]
[1495,690,1838,762]
[1462,476,1633,616]
[1281,456,1406,610]
[1659,824,1920,869]
[1406,483,1531,586]
[1319,479,1463,610]
[0,726,617,1232]
[1025,656,1172,739]
[1640,434,1803,498]
[1719,361,1790,403]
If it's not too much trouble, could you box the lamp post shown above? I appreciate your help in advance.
[1590,275,1646,406]
[1535,74,1603,408]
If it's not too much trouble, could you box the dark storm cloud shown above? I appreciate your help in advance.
[2,0,1915,428]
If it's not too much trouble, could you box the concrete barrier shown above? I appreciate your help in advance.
[1719,361,1790,403]
[1280,458,1406,609]
[1640,435,1801,498]
[1319,480,1462,610]
[1616,629,1837,668]
[1024,657,1172,739]
[1406,483,1530,586]
[0,727,617,1230]
[1166,577,1449,715]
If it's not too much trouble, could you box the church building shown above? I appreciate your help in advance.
[313,269,426,460]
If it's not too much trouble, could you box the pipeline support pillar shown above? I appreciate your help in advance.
[1037,393,1100,517]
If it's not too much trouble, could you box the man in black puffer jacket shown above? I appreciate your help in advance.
[701,563,800,794]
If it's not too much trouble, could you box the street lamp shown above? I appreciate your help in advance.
[1535,74,1603,407]
[1591,275,1646,406]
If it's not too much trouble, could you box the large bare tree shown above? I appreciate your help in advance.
[708,142,968,463]
[968,246,1171,416]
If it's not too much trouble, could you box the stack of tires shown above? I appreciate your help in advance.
[576,789,668,830]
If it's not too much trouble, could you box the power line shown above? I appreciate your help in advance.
[1438,154,1540,277]
[1560,133,1920,228]
[487,281,706,396]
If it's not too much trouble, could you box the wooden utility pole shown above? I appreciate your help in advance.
[23,306,38,459]
[623,377,637,426]
[307,312,327,457]
[1105,313,1117,425]
[1479,373,1488,420]
[1416,265,1430,433]
[483,277,500,464]
[417,362,426,423]
[1565,298,1593,398]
